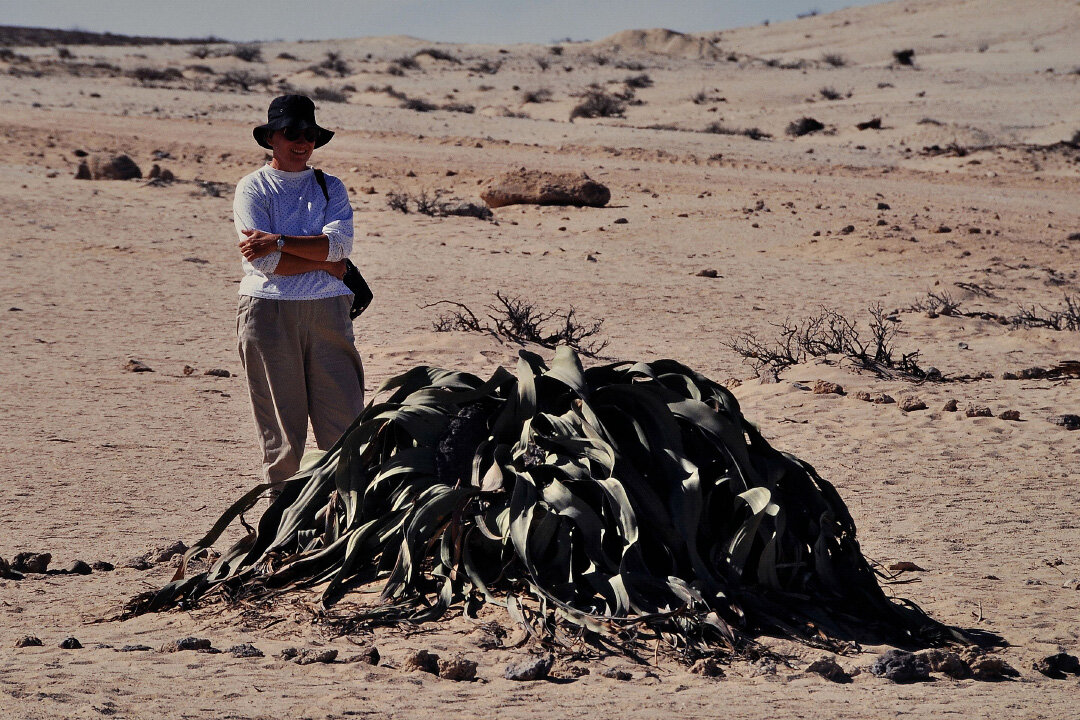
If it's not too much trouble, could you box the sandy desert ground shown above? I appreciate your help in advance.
[1,0,1078,717]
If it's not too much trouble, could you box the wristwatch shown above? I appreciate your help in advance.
[276,235,285,250]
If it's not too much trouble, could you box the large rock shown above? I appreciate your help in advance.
[76,153,142,180]
[481,169,610,209]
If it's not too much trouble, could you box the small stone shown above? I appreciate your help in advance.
[935,225,952,233]
[344,645,380,665]
[969,655,1019,681]
[118,644,152,652]
[124,359,154,373]
[812,380,844,395]
[361,186,377,194]
[806,656,851,683]
[161,636,212,653]
[965,405,993,418]
[15,636,43,648]
[839,224,855,235]
[1048,414,1080,430]
[203,368,231,378]
[877,202,891,210]
[401,649,440,674]
[438,655,478,681]
[870,649,930,683]
[227,643,264,658]
[292,648,337,665]
[689,658,725,678]
[999,410,1021,421]
[919,649,970,679]
[899,396,927,412]
[505,653,554,681]
[59,637,83,650]
[613,217,628,224]
[122,556,153,570]
[601,667,632,681]
[62,560,93,575]
[1063,577,1080,590]
[1001,371,1018,380]
[160,168,175,182]
[149,541,187,564]
[696,269,719,278]
[888,561,925,572]
[942,399,959,412]
[12,552,51,574]
[1033,652,1080,679]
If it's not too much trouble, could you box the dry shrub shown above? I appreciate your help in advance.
[786,117,824,136]
[725,305,927,379]
[130,66,183,83]
[569,89,625,120]
[428,292,607,357]
[704,123,772,140]
[311,86,348,103]
[231,43,263,63]
[821,53,847,67]
[893,48,915,66]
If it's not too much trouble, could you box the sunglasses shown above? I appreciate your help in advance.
[281,126,319,143]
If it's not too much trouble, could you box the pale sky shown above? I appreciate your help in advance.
[1,0,889,44]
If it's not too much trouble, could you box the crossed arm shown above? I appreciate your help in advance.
[238,230,346,279]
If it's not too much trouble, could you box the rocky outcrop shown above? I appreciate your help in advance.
[481,169,610,208]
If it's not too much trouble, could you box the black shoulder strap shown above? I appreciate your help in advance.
[312,168,329,201]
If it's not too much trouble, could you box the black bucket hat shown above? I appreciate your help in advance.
[252,94,334,149]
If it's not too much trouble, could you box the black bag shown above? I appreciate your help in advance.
[314,168,372,319]
[342,259,373,319]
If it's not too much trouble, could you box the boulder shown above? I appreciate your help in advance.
[12,552,51,574]
[504,652,554,681]
[438,655,478,681]
[481,169,610,209]
[76,154,142,180]
[870,649,930,683]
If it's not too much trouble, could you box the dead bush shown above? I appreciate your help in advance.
[786,117,825,136]
[189,45,212,59]
[725,305,927,379]
[469,59,502,74]
[704,123,771,140]
[893,48,915,66]
[623,73,653,88]
[415,47,460,64]
[521,87,552,103]
[569,89,625,120]
[821,53,847,67]
[908,291,962,316]
[401,96,437,112]
[819,86,843,100]
[320,51,350,76]
[427,292,607,357]
[217,69,270,90]
[130,66,183,83]
[311,86,348,103]
[231,43,263,63]
[391,55,419,71]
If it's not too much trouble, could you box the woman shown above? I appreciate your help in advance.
[233,94,364,495]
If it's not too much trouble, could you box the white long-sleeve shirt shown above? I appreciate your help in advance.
[233,165,354,300]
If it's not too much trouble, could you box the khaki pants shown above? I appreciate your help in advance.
[237,295,365,486]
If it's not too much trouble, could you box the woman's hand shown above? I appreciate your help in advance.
[239,229,279,261]
[326,259,347,280]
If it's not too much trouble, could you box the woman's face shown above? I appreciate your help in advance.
[268,127,316,172]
